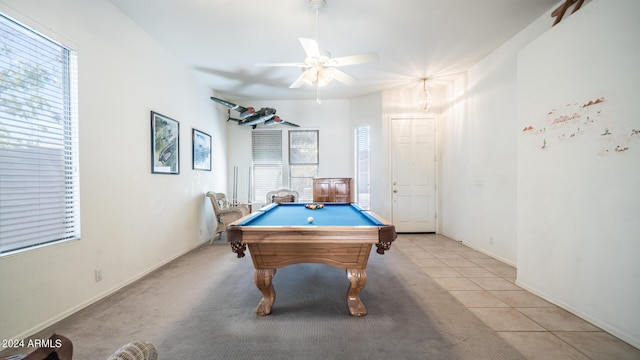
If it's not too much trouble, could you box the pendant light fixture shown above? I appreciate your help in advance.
[418,78,433,112]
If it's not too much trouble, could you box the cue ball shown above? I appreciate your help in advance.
[307,216,314,223]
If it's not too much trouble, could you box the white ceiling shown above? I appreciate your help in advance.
[107,0,559,101]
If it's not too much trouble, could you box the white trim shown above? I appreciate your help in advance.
[6,240,208,341]
[0,3,78,51]
[386,115,439,232]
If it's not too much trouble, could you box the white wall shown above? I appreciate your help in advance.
[516,0,640,347]
[439,7,552,265]
[440,0,639,347]
[224,99,353,206]
[221,92,398,219]
[350,93,386,217]
[0,0,226,340]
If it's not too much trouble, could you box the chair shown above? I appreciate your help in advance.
[266,188,299,204]
[106,341,157,360]
[206,192,250,243]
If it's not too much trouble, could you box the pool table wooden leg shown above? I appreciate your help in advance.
[346,268,368,317]
[254,268,276,316]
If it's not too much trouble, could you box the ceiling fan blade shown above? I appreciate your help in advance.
[330,68,358,86]
[299,37,320,58]
[328,52,379,67]
[290,67,321,88]
[256,62,308,67]
[289,71,308,88]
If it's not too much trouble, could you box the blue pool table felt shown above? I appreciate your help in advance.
[238,203,383,227]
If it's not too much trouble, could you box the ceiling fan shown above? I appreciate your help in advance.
[259,0,378,99]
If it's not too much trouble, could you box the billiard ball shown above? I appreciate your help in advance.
[307,216,314,223]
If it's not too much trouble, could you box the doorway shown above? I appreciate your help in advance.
[390,118,437,232]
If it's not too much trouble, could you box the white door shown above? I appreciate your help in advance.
[391,118,436,232]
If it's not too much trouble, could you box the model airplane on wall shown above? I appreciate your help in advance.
[210,96,300,128]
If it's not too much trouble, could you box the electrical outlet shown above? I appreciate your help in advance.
[489,237,494,245]
[95,269,102,282]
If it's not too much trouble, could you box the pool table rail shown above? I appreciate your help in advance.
[226,224,396,258]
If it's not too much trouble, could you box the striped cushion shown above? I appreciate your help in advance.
[105,341,157,360]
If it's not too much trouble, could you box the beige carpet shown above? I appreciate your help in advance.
[3,240,525,359]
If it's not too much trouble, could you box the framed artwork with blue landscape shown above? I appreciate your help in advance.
[151,111,180,174]
[192,128,211,171]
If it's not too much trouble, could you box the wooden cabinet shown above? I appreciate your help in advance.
[313,178,352,203]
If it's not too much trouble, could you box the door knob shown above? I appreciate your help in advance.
[393,189,398,193]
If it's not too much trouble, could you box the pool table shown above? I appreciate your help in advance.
[226,202,396,317]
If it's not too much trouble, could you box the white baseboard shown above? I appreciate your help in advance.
[10,240,208,341]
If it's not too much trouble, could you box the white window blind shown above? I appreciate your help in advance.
[354,126,370,209]
[0,13,80,255]
[251,130,282,203]
[289,130,318,202]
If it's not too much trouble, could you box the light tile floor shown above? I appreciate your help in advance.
[394,233,640,360]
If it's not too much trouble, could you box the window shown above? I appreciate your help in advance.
[251,129,319,203]
[354,126,370,209]
[251,130,283,203]
[0,13,80,255]
[289,130,318,202]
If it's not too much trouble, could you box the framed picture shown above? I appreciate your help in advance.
[151,111,180,174]
[192,128,211,171]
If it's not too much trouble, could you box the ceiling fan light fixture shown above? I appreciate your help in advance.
[261,0,375,98]
[317,68,334,87]
[418,78,433,112]
[302,67,319,86]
